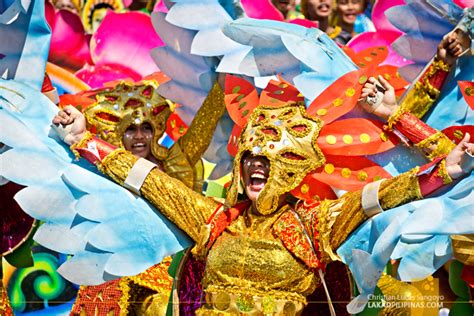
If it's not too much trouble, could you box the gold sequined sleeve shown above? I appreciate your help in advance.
[99,149,219,241]
[316,168,422,263]
[395,58,450,119]
[178,82,226,166]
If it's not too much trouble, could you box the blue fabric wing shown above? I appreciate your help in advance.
[385,0,466,82]
[424,56,474,129]
[151,0,247,125]
[151,11,218,125]
[222,18,357,102]
[151,0,248,177]
[0,0,51,89]
[341,39,473,313]
[338,175,474,314]
[0,79,192,285]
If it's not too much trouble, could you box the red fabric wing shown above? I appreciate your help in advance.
[459,81,474,110]
[224,74,259,127]
[442,125,474,144]
[373,65,409,95]
[259,76,304,106]
[291,177,337,202]
[352,46,389,68]
[227,124,242,157]
[166,112,188,141]
[317,118,398,155]
[312,155,392,192]
[307,69,368,124]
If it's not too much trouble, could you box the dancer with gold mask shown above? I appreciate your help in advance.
[63,78,224,315]
[54,74,474,315]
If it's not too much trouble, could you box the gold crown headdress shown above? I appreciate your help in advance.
[80,0,125,33]
[84,80,175,160]
[227,102,325,215]
[224,71,399,214]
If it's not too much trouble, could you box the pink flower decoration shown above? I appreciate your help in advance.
[76,11,164,88]
[348,0,411,68]
[348,31,412,68]
[46,1,92,71]
[454,0,474,8]
[154,0,168,13]
[371,0,405,35]
[241,0,284,21]
[288,18,318,28]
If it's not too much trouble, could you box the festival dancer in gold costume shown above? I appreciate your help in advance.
[54,73,473,314]
[64,78,224,315]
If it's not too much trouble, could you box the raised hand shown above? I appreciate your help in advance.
[358,75,398,120]
[52,105,87,145]
[446,133,474,179]
[437,29,471,66]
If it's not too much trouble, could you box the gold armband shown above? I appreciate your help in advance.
[429,57,450,73]
[436,159,453,185]
[386,107,407,130]
[70,131,95,160]
[415,131,456,160]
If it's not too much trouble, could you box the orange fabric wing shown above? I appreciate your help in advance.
[459,81,474,110]
[311,155,392,192]
[352,46,389,69]
[225,74,259,128]
[306,69,368,124]
[341,46,357,62]
[259,76,305,107]
[317,118,398,155]
[59,92,97,112]
[291,176,337,202]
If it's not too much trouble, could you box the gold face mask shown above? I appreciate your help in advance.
[84,81,175,161]
[226,102,326,215]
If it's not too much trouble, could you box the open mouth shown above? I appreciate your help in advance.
[344,12,357,19]
[317,3,331,12]
[131,142,147,152]
[249,170,268,191]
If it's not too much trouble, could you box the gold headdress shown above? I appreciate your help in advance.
[224,71,398,214]
[81,0,125,33]
[84,80,175,161]
[225,80,326,215]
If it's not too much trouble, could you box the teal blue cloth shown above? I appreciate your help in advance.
[0,0,51,90]
[338,52,474,312]
[386,1,468,82]
[0,79,192,285]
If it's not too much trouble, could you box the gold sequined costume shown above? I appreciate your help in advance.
[71,79,225,315]
[73,95,452,315]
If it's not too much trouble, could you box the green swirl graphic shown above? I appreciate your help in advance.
[8,252,66,312]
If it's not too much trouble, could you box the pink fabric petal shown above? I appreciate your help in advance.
[371,0,405,35]
[154,0,168,13]
[288,18,318,28]
[75,63,141,88]
[454,0,474,8]
[47,8,92,70]
[241,0,284,21]
[348,31,412,68]
[45,1,56,27]
[91,11,164,78]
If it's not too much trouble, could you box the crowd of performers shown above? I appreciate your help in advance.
[1,0,474,315]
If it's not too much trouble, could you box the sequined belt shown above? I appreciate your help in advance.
[197,290,305,315]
